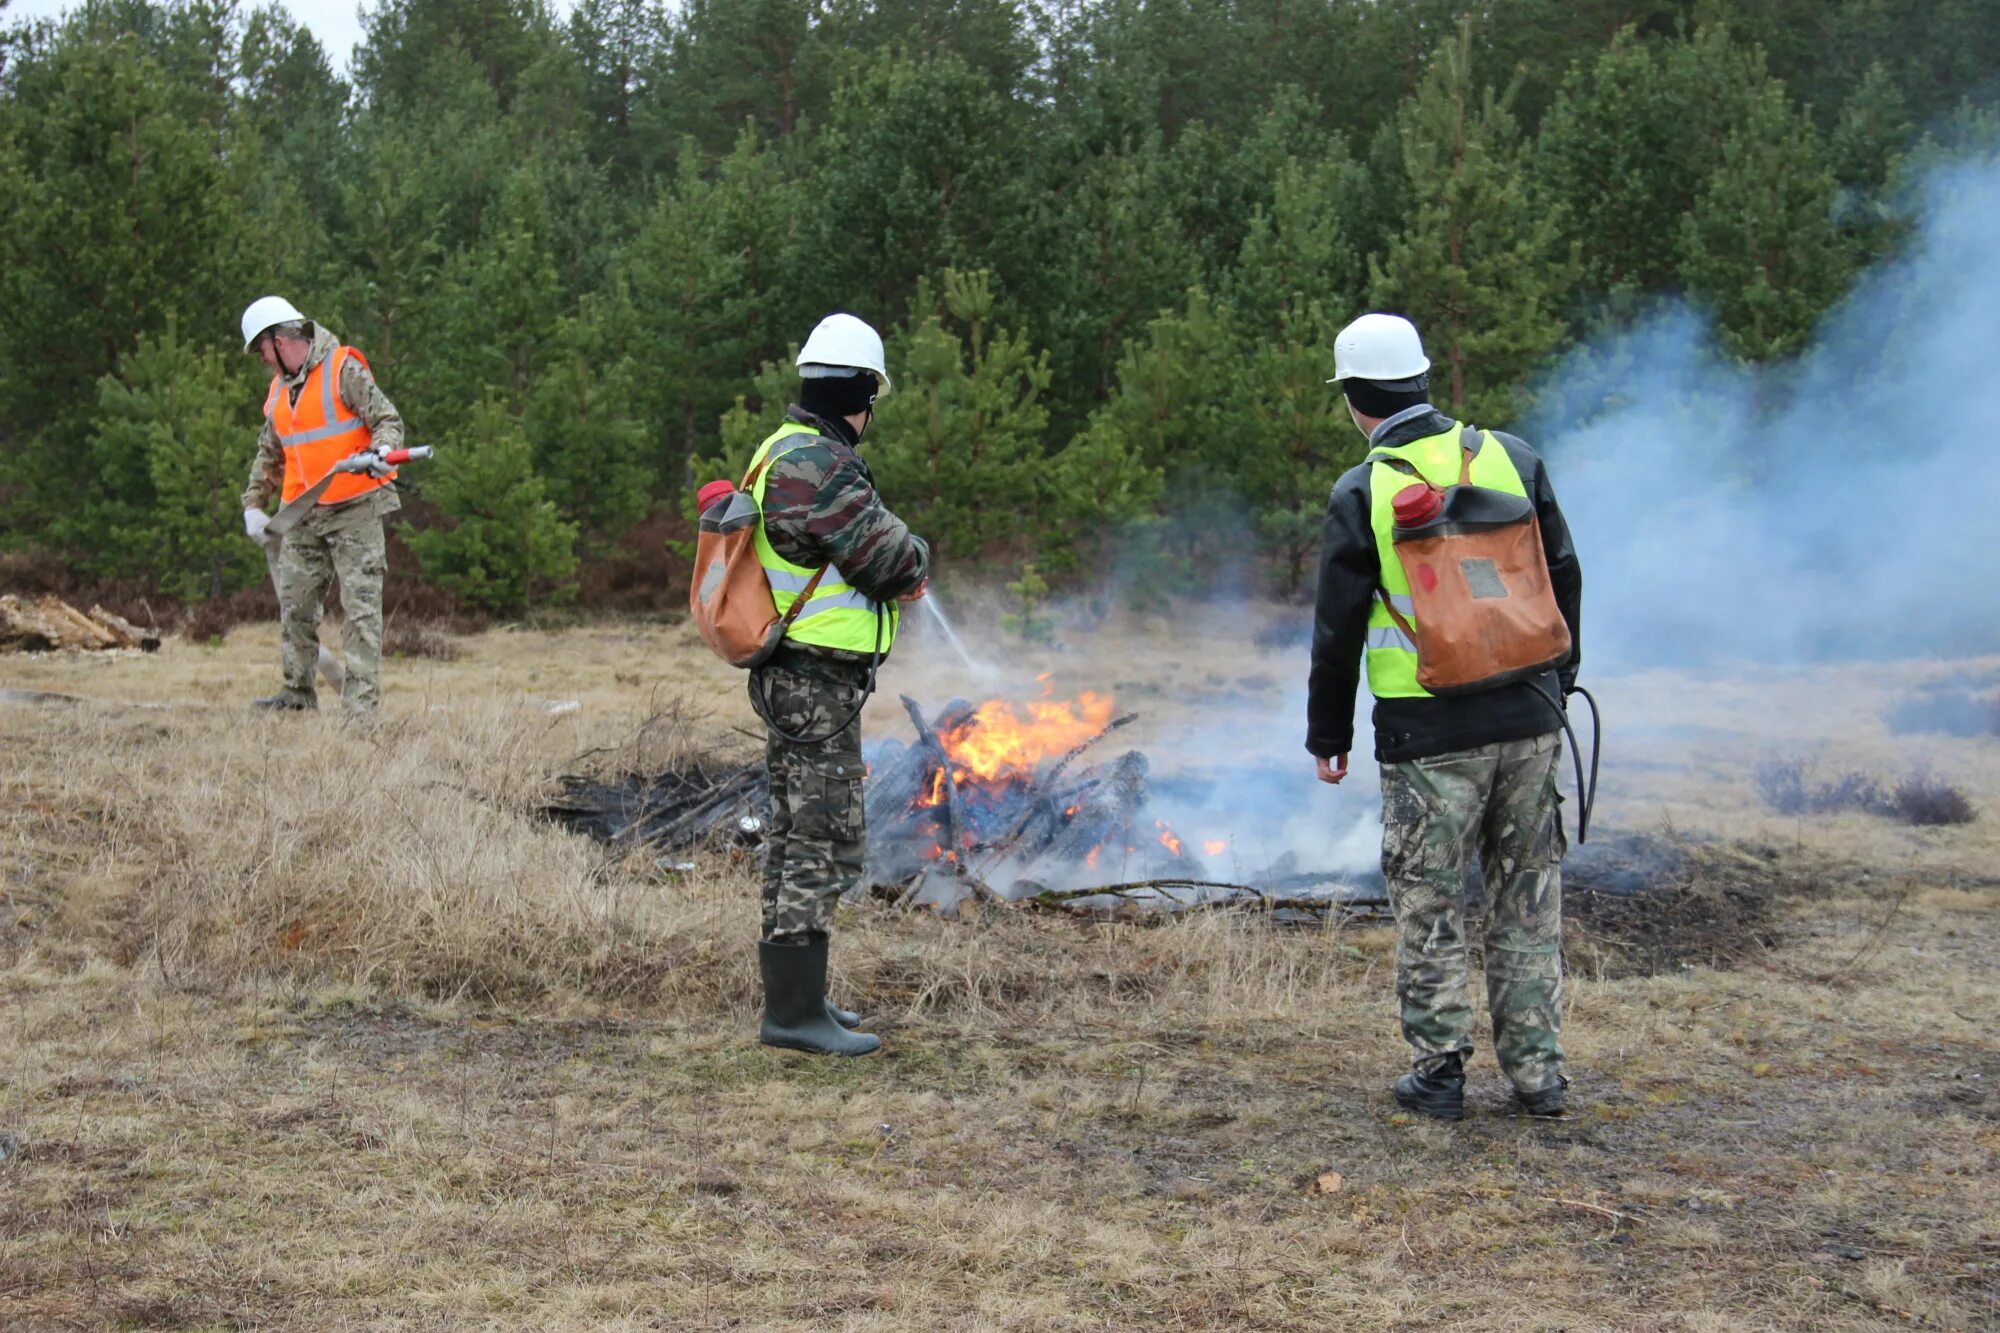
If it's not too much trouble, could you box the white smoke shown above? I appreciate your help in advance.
[1529,150,2000,668]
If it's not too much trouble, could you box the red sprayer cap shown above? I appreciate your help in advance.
[696,479,736,512]
[1392,482,1443,527]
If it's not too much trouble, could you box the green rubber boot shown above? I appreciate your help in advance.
[826,1000,862,1029]
[759,936,881,1057]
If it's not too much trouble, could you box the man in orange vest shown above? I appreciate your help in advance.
[238,296,405,715]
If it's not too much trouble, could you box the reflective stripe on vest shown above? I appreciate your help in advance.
[746,422,898,654]
[266,346,392,506]
[1364,424,1531,699]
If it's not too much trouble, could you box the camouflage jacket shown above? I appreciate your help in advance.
[759,405,930,612]
[241,324,406,514]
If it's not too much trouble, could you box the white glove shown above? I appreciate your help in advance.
[356,449,395,479]
[244,508,270,539]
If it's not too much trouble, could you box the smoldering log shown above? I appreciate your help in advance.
[862,696,970,823]
[861,737,926,827]
[1021,750,1150,870]
[1020,878,1390,917]
[901,694,970,864]
[969,712,1138,870]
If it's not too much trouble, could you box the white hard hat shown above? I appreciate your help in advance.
[1327,312,1431,383]
[797,312,891,393]
[241,295,307,351]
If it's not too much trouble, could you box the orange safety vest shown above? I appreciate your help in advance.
[266,345,395,505]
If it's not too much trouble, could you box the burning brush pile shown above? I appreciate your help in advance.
[545,682,1386,919]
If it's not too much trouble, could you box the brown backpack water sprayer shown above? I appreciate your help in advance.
[1375,430,1600,840]
[689,464,882,745]
[688,464,827,670]
[1374,431,1571,696]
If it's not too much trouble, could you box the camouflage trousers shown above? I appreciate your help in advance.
[1380,731,1566,1094]
[756,655,870,945]
[276,500,387,715]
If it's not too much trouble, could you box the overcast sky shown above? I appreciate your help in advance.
[5,0,572,75]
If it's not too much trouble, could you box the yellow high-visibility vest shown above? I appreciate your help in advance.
[746,422,897,655]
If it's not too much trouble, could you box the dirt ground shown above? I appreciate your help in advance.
[0,615,1995,1330]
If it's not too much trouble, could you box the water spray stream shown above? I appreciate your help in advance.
[921,593,989,674]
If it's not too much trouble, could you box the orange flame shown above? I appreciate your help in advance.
[1155,820,1184,857]
[1203,839,1228,856]
[935,691,1115,785]
[1085,845,1101,868]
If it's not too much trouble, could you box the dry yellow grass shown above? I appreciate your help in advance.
[1,617,1995,1330]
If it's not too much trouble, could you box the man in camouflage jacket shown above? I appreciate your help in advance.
[240,313,404,715]
[751,316,929,1058]
[1308,313,1582,1121]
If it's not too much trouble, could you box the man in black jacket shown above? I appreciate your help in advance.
[1307,313,1582,1121]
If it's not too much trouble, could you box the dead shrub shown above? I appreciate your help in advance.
[1888,773,1979,826]
[574,505,692,616]
[384,619,459,661]
[1757,757,1978,826]
[1754,758,1885,816]
[5,699,711,1005]
[179,585,276,643]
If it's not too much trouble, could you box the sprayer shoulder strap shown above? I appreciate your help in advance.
[1369,426,1483,639]
[740,448,833,615]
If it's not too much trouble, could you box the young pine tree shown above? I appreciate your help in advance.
[407,395,579,614]
[523,291,653,550]
[865,269,1053,564]
[1224,154,1365,595]
[84,324,264,597]
[1678,80,1850,362]
[623,126,801,472]
[1371,19,1571,426]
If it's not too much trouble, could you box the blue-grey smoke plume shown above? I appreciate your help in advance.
[1528,150,2000,667]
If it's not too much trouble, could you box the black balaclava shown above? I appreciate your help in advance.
[798,371,880,444]
[1343,375,1430,421]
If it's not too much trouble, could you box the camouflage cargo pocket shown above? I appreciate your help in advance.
[791,753,865,843]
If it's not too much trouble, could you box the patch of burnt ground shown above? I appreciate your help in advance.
[1562,831,1804,976]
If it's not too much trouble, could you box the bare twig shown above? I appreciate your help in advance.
[1812,884,1911,984]
[1539,1196,1633,1228]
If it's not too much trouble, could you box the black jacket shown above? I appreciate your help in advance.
[1306,408,1582,764]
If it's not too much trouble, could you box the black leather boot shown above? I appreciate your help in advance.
[758,936,880,1056]
[1514,1076,1568,1117]
[253,691,316,710]
[1393,1053,1466,1121]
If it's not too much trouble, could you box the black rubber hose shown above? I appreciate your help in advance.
[1528,678,1601,845]
[1569,684,1602,843]
[748,605,885,747]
